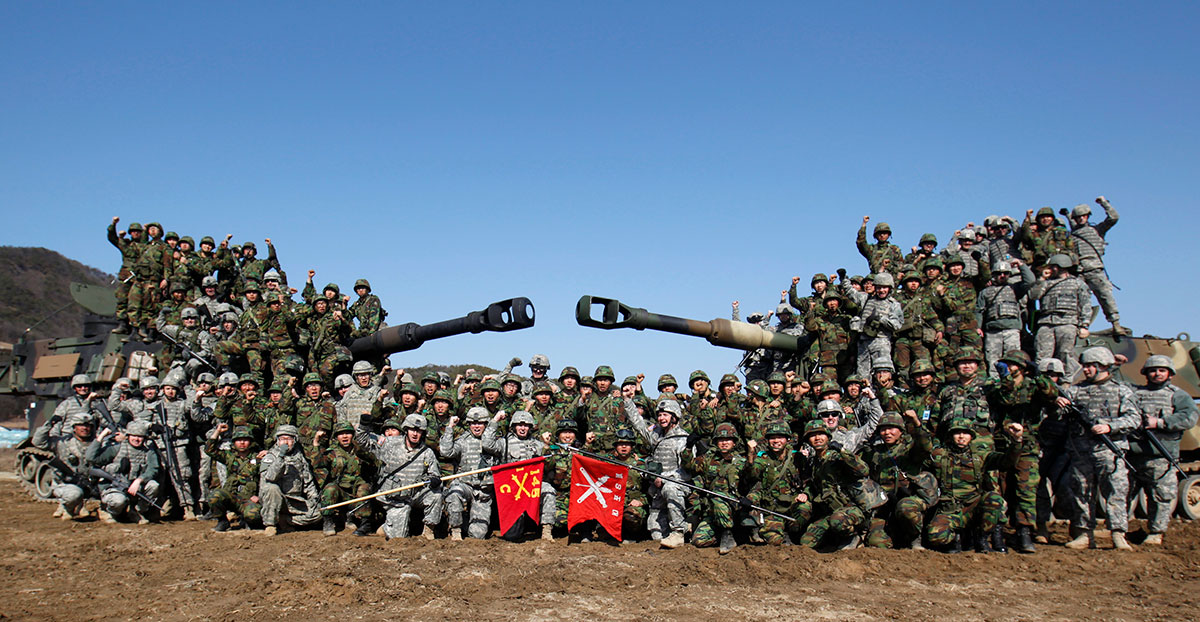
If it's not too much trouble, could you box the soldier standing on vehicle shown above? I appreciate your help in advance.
[1067,196,1127,336]
[1029,254,1091,379]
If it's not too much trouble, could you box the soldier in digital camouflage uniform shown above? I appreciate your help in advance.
[856,216,905,279]
[315,422,373,536]
[481,410,550,539]
[1029,254,1091,379]
[848,273,904,377]
[986,351,1059,553]
[1059,346,1141,550]
[977,259,1034,376]
[919,417,1022,553]
[205,423,262,532]
[33,413,97,519]
[1067,196,1126,335]
[355,415,443,539]
[337,360,385,428]
[1129,355,1198,545]
[87,421,162,524]
[686,422,747,553]
[259,424,323,535]
[623,397,692,547]
[155,374,210,520]
[439,407,498,540]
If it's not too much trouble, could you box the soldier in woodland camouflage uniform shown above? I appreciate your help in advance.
[128,222,172,337]
[205,423,262,532]
[348,278,387,339]
[686,423,747,553]
[439,407,498,540]
[107,217,144,333]
[1017,207,1077,267]
[1067,196,1126,335]
[893,270,943,380]
[934,253,988,351]
[746,422,809,545]
[804,289,857,383]
[788,273,831,322]
[1029,254,1091,379]
[87,422,162,523]
[259,424,322,535]
[683,371,720,441]
[299,295,353,382]
[936,349,993,449]
[856,216,904,279]
[796,419,873,550]
[860,411,934,549]
[213,374,272,447]
[281,373,336,464]
[1129,355,1199,544]
[1059,346,1141,551]
[356,415,443,539]
[580,366,628,452]
[608,428,650,541]
[315,422,373,536]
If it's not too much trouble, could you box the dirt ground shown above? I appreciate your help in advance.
[0,468,1197,622]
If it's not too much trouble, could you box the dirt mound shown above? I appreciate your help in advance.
[0,477,1196,621]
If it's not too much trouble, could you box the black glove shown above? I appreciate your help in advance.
[686,432,701,449]
[359,413,377,429]
[971,249,983,260]
[428,476,442,492]
[738,496,753,509]
[836,268,847,279]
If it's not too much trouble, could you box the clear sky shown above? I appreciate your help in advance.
[2,3,1197,381]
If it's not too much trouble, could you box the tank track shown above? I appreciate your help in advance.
[14,446,58,503]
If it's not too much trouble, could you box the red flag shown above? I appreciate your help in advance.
[490,457,546,537]
[567,454,628,540]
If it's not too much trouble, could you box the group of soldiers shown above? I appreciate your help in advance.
[29,205,1197,554]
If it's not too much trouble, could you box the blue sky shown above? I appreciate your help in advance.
[2,3,1197,380]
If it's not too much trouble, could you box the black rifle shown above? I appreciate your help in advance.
[44,454,95,492]
[152,403,189,506]
[89,467,166,514]
[1060,399,1140,475]
[1138,429,1188,479]
[93,399,122,434]
[157,329,217,371]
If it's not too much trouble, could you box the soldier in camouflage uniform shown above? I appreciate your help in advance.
[336,360,385,428]
[624,398,692,547]
[49,375,102,430]
[355,415,443,539]
[87,421,162,523]
[1059,346,1141,550]
[128,222,172,338]
[579,366,628,452]
[894,270,943,380]
[1029,254,1091,379]
[936,349,993,449]
[481,410,551,538]
[33,413,97,519]
[919,418,1022,553]
[298,295,353,383]
[683,370,720,442]
[205,424,262,531]
[156,375,210,520]
[107,217,144,333]
[1017,207,1077,267]
[686,422,747,553]
[281,373,336,464]
[1067,196,1126,335]
[528,381,568,440]
[986,351,1059,553]
[607,428,650,542]
[259,424,323,535]
[439,407,498,540]
[848,273,904,377]
[976,259,1034,376]
[541,419,582,537]
[804,289,857,383]
[796,419,873,550]
[983,215,1019,267]
[856,216,904,279]
[1129,355,1198,544]
[740,379,788,450]
[788,273,831,322]
[894,360,940,430]
[904,233,939,272]
[162,307,217,381]
[746,422,809,545]
[935,253,988,351]
[348,278,387,339]
[315,422,373,536]
[258,292,302,383]
[213,374,273,447]
[861,411,935,549]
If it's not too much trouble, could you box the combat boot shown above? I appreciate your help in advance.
[98,509,117,524]
[1064,529,1094,549]
[747,526,766,544]
[263,525,277,537]
[422,528,436,541]
[909,535,925,551]
[944,534,962,554]
[213,516,231,532]
[1035,522,1050,544]
[323,516,337,536]
[183,506,198,521]
[541,524,554,541]
[718,529,738,554]
[1111,530,1133,551]
[129,508,149,525]
[991,526,1008,553]
[972,529,990,553]
[660,530,686,549]
[1111,321,1131,337]
[1015,527,1036,554]
[353,521,373,537]
[1143,533,1163,545]
[450,530,463,542]
[52,504,65,519]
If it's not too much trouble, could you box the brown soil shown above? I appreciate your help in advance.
[0,475,1196,622]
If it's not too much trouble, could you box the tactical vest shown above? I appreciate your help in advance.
[1071,226,1107,271]
[981,284,1021,323]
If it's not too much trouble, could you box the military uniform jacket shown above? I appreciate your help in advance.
[281,393,336,456]
[856,226,904,276]
[214,394,273,446]
[623,398,691,480]
[50,395,100,429]
[439,429,496,486]
[861,425,930,496]
[937,377,992,435]
[156,395,209,448]
[802,447,871,510]
[337,384,382,427]
[315,443,370,491]
[348,293,386,339]
[684,449,746,496]
[897,288,944,342]
[805,306,856,356]
[1029,275,1090,328]
[854,296,903,338]
[1062,377,1141,449]
[986,375,1058,432]
[748,448,804,510]
[481,422,547,463]
[260,445,319,503]
[1069,204,1117,272]
[683,389,720,437]
[87,438,160,484]
[133,238,171,281]
[975,264,1035,332]
[107,223,143,274]
[204,436,260,498]
[914,426,1016,507]
[1131,381,1198,457]
[354,432,440,502]
[32,422,93,483]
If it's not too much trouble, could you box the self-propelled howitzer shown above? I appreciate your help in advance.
[574,295,802,353]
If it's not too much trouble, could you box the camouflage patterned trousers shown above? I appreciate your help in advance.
[647,480,689,538]
[1035,325,1080,379]
[856,335,892,377]
[1067,439,1129,532]
[1080,269,1118,323]
[115,268,133,319]
[758,500,812,545]
[866,496,928,548]
[984,329,1021,378]
[127,279,161,327]
[320,480,372,521]
[214,341,265,374]
[692,497,736,547]
[208,487,262,524]
[925,493,1005,546]
[100,480,161,517]
[1127,454,1176,534]
[380,488,443,538]
[445,482,494,539]
[623,498,649,537]
[892,337,930,380]
[799,503,867,548]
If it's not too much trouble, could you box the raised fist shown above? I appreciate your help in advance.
[862,216,870,224]
[112,216,120,224]
[792,276,801,286]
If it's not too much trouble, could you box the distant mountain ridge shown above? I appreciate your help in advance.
[0,246,113,344]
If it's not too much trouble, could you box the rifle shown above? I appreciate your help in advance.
[1138,429,1188,479]
[1059,398,1140,476]
[157,329,217,371]
[153,403,189,505]
[93,399,122,434]
[89,467,166,514]
[44,454,95,491]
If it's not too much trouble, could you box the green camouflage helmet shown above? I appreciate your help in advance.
[432,389,455,404]
[242,241,257,250]
[614,428,637,444]
[824,289,845,304]
[943,252,965,266]
[463,370,483,382]
[945,418,975,435]
[766,372,786,385]
[145,222,163,234]
[268,379,287,393]
[127,222,144,232]
[243,280,262,293]
[923,257,944,271]
[479,379,501,392]
[302,372,323,387]
[873,222,891,237]
[622,375,639,387]
[381,417,405,432]
[718,373,739,387]
[532,381,553,396]
[712,422,739,440]
[354,278,371,291]
[999,351,1032,370]
[558,366,580,381]
[200,235,216,246]
[878,412,905,430]
[238,373,261,387]
[593,365,615,380]
[811,273,829,285]
[844,374,866,386]
[179,235,194,247]
[420,371,440,385]
[1036,207,1055,218]
[803,419,830,438]
[764,422,791,438]
[746,379,770,398]
[910,360,936,376]
[657,373,677,389]
[332,422,355,436]
[165,230,179,241]
[817,380,842,396]
[323,282,340,296]
[580,376,594,387]
[399,382,422,396]
[501,375,521,387]
[902,270,922,284]
[919,233,938,245]
[231,426,254,441]
[556,419,579,434]
[689,370,710,385]
[169,280,188,292]
[954,348,983,364]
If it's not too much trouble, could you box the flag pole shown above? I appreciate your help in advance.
[558,444,798,523]
[320,464,495,511]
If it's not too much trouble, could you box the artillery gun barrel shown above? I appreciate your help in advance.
[349,297,535,358]
[575,295,801,352]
